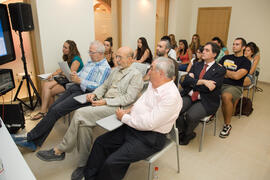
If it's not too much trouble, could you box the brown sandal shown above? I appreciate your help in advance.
[31,112,45,120]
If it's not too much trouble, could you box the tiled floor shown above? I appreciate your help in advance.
[17,82,270,180]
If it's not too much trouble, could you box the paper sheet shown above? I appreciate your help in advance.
[58,61,71,81]
[38,73,52,80]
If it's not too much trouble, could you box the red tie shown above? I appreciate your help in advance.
[191,64,208,101]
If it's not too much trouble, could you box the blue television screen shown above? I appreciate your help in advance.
[0,4,15,65]
[0,20,8,57]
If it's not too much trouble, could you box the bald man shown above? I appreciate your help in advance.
[36,47,144,180]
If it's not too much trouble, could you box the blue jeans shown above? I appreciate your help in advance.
[27,84,92,146]
[178,64,188,71]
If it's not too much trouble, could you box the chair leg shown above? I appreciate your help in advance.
[148,163,153,180]
[252,84,256,102]
[199,121,206,152]
[176,143,180,173]
[214,114,217,136]
[247,88,250,98]
[239,96,243,119]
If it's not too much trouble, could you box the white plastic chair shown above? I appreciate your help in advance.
[144,123,180,180]
[199,114,217,152]
[96,117,181,180]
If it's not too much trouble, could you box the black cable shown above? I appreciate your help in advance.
[10,90,13,104]
[1,96,4,122]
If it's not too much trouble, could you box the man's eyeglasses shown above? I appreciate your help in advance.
[88,51,100,55]
[115,55,131,60]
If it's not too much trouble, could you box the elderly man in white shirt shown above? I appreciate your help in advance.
[84,57,182,180]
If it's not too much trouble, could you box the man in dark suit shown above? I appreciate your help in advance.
[177,42,226,145]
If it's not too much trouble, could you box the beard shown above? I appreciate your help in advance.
[156,51,165,57]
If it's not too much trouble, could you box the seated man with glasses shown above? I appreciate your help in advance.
[12,40,111,151]
[35,46,144,180]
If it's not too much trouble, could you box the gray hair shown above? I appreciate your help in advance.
[90,40,105,53]
[161,39,171,50]
[127,50,134,58]
[154,57,175,79]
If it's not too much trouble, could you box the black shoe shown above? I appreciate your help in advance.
[36,149,65,162]
[71,167,85,180]
[179,132,196,145]
[219,124,232,138]
[178,132,185,142]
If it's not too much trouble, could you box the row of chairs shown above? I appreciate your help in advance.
[143,70,260,178]
[60,67,258,179]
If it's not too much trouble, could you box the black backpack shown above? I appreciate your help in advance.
[235,97,253,116]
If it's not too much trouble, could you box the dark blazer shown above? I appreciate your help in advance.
[180,61,226,114]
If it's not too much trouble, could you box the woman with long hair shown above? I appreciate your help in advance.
[133,37,153,64]
[189,34,201,60]
[169,34,178,50]
[104,37,116,67]
[186,45,204,72]
[31,40,84,120]
[178,39,190,71]
[243,42,260,86]
[212,36,229,55]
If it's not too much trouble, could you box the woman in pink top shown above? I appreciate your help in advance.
[177,39,191,71]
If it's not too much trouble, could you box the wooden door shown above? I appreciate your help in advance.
[196,7,231,46]
[155,0,169,54]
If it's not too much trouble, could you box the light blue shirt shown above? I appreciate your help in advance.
[78,58,111,92]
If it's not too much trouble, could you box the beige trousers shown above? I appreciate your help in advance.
[56,105,118,167]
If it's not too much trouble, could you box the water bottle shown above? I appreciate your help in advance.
[153,166,159,179]
[0,158,6,180]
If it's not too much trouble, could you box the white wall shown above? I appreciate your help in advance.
[33,0,95,73]
[189,0,270,82]
[168,0,192,43]
[122,0,156,53]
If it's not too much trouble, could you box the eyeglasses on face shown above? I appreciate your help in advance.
[88,51,100,55]
[115,55,131,60]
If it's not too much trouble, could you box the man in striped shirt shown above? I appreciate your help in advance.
[12,40,111,151]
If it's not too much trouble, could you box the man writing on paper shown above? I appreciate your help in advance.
[84,57,182,180]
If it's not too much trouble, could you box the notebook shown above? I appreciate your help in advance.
[96,114,123,131]
[73,94,88,104]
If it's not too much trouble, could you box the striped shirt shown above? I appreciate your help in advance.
[78,58,111,92]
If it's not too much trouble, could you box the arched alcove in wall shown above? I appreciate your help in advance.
[93,0,121,52]
[94,0,112,43]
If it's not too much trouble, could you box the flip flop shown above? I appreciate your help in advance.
[31,112,45,120]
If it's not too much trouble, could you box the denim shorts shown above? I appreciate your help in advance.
[247,74,255,84]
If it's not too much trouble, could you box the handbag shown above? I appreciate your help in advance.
[235,97,253,116]
[54,75,70,86]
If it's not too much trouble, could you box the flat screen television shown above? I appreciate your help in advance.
[0,4,16,65]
